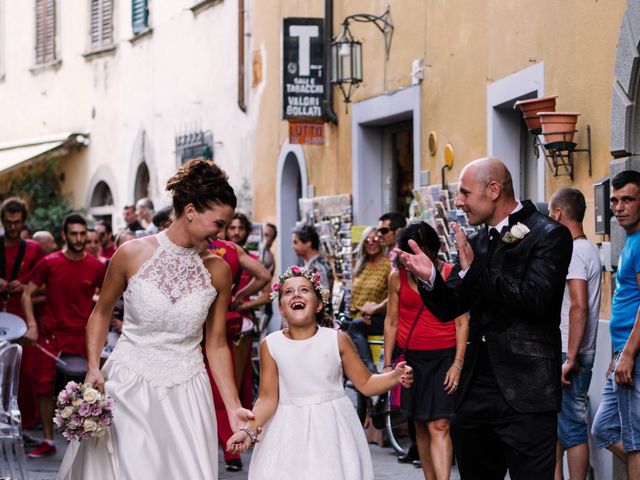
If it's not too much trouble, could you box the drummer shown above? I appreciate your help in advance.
[0,197,46,431]
[21,213,106,459]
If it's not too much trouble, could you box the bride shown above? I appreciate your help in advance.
[58,159,253,479]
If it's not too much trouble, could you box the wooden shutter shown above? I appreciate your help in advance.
[90,0,113,49]
[101,0,113,45]
[132,0,148,35]
[90,0,100,48]
[35,0,56,64]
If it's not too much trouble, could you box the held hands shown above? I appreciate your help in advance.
[7,280,25,294]
[226,425,262,454]
[229,407,256,434]
[393,361,413,388]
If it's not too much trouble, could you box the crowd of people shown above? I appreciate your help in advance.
[2,156,640,480]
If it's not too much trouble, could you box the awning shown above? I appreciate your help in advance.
[0,132,90,175]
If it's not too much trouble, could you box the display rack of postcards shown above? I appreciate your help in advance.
[298,194,353,314]
[410,184,476,263]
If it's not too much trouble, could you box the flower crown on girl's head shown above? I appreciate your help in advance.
[270,265,331,308]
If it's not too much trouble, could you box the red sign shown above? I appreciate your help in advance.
[289,121,324,145]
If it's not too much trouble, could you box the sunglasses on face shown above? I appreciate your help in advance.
[364,237,380,245]
[377,227,394,235]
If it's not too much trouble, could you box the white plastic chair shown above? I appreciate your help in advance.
[0,342,28,479]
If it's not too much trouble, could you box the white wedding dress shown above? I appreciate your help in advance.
[58,231,219,479]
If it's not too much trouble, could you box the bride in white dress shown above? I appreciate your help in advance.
[58,159,253,480]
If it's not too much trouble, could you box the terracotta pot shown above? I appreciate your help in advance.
[513,96,557,131]
[538,112,580,144]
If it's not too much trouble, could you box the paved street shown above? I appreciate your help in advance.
[27,430,460,479]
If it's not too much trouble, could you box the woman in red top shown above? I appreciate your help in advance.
[383,222,469,480]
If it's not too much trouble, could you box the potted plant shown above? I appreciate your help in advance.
[538,112,580,145]
[513,95,557,133]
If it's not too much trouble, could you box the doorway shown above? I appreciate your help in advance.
[382,121,414,217]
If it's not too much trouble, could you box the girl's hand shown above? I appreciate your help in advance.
[394,361,413,388]
[226,430,252,454]
[84,367,105,393]
[443,365,461,395]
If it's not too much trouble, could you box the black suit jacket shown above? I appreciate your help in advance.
[418,200,573,413]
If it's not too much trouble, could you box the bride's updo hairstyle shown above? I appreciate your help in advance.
[166,158,237,217]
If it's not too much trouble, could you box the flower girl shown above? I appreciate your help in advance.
[227,266,413,479]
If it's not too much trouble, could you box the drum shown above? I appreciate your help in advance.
[0,312,27,341]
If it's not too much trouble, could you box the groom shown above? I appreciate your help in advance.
[396,157,573,479]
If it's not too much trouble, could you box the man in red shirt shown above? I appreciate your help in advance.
[0,198,46,431]
[22,213,106,458]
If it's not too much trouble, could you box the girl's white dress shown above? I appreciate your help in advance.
[248,327,373,480]
[57,231,219,479]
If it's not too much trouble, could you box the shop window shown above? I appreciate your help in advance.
[90,0,113,50]
[35,0,56,65]
[131,0,148,35]
[175,129,214,164]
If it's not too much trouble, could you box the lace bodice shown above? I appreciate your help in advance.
[108,231,216,391]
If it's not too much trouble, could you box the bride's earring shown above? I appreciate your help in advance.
[187,214,193,222]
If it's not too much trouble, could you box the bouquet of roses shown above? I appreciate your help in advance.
[54,381,114,441]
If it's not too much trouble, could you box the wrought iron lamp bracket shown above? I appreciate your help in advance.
[533,124,592,181]
[340,7,394,60]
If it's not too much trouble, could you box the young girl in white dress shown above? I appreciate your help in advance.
[227,266,413,480]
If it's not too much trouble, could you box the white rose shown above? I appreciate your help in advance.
[83,388,99,404]
[510,223,530,240]
[94,426,106,437]
[72,398,83,407]
[83,419,98,432]
[60,406,74,419]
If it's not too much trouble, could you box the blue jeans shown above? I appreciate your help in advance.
[592,351,640,452]
[347,314,384,372]
[558,352,594,449]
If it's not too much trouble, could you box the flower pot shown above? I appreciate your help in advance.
[538,112,580,144]
[513,96,557,132]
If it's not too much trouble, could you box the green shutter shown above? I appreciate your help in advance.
[132,0,148,34]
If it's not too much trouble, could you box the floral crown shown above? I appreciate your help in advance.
[270,265,331,308]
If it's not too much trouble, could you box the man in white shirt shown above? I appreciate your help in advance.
[549,188,602,480]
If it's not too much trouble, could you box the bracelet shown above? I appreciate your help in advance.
[382,364,393,369]
[452,363,463,371]
[240,426,257,445]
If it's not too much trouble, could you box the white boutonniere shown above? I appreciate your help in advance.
[502,222,530,244]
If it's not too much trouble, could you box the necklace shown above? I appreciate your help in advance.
[573,234,587,240]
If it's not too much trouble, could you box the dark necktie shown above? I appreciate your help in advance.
[488,227,500,255]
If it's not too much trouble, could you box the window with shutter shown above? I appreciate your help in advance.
[35,0,56,65]
[89,0,113,50]
[131,0,148,35]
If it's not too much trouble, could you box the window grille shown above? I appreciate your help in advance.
[35,0,56,64]
[175,130,214,165]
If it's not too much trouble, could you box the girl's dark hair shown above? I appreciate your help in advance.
[293,224,320,250]
[166,159,237,217]
[279,276,333,328]
[396,222,440,262]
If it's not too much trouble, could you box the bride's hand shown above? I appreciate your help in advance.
[84,367,105,393]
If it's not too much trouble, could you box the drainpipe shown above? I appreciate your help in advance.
[323,0,338,124]
[238,0,246,112]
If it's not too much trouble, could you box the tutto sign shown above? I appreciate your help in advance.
[289,121,324,145]
[283,18,325,120]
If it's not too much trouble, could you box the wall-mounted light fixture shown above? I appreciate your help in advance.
[514,98,592,180]
[329,7,393,111]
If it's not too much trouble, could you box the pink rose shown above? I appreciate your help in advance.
[312,272,321,284]
[272,283,281,292]
[290,265,302,274]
